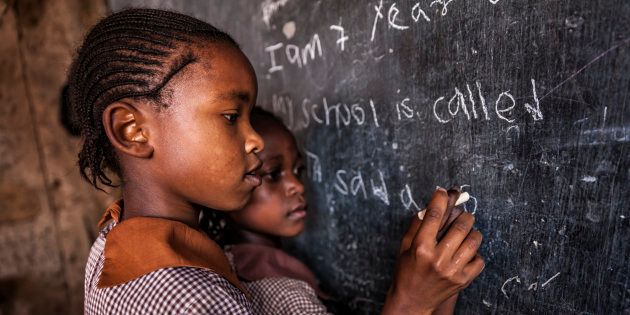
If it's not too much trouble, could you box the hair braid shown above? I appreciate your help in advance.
[67,8,239,189]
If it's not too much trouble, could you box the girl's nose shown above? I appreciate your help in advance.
[245,125,264,154]
[286,172,305,196]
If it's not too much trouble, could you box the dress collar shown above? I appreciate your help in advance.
[97,201,249,297]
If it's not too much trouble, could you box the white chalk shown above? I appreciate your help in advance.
[455,192,470,206]
[418,192,470,220]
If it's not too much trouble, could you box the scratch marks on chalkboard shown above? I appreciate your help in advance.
[573,117,590,125]
[506,125,520,141]
[564,15,585,29]
[572,106,629,146]
[261,0,289,28]
[586,201,602,223]
[540,36,630,101]
[482,299,492,308]
[579,127,630,145]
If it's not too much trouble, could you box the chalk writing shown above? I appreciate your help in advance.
[370,0,385,41]
[400,183,421,211]
[261,0,289,28]
[269,94,381,130]
[333,169,390,205]
[502,272,561,298]
[371,0,502,41]
[334,169,368,199]
[305,150,323,183]
[541,272,561,288]
[330,21,349,51]
[431,79,543,124]
[269,80,544,155]
[430,0,453,16]
[272,94,295,129]
[370,170,390,205]
[265,33,323,73]
[501,276,521,299]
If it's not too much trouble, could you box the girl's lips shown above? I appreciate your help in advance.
[244,173,262,187]
[287,209,307,220]
[287,204,307,220]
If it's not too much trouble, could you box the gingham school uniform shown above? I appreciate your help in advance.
[84,221,255,314]
[245,277,331,314]
[226,244,331,314]
[84,202,331,314]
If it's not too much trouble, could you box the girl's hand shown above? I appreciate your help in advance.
[381,187,485,315]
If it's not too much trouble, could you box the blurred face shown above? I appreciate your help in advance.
[151,43,264,211]
[229,118,307,238]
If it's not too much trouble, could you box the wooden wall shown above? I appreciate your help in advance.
[0,1,116,314]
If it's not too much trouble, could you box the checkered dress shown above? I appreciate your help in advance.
[246,277,330,315]
[85,221,331,314]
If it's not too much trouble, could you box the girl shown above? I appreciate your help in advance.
[220,108,332,313]
[70,8,483,314]
[222,108,467,314]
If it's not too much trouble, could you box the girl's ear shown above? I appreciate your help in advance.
[102,101,154,158]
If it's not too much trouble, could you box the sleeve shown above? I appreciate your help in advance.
[245,277,332,315]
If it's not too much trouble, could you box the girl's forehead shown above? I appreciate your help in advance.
[194,43,253,72]
[164,44,257,108]
[259,125,299,157]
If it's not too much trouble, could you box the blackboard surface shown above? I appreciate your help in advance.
[110,1,630,313]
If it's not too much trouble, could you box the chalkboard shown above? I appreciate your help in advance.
[109,1,630,313]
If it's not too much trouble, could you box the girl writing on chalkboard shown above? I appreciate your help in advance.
[71,8,483,314]
[216,107,478,314]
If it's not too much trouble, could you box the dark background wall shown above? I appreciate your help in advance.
[0,1,114,314]
[108,1,629,314]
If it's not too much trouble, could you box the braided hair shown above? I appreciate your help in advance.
[67,8,239,189]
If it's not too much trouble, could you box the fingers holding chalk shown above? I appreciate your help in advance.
[418,191,470,220]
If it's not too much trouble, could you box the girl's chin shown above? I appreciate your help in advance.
[285,224,306,237]
[210,194,252,212]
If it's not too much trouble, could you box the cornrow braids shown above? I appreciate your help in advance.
[67,8,239,189]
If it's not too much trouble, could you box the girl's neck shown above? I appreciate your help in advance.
[120,181,201,228]
[231,228,281,248]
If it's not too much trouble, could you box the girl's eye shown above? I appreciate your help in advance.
[223,113,239,124]
[264,168,281,182]
[294,165,305,178]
